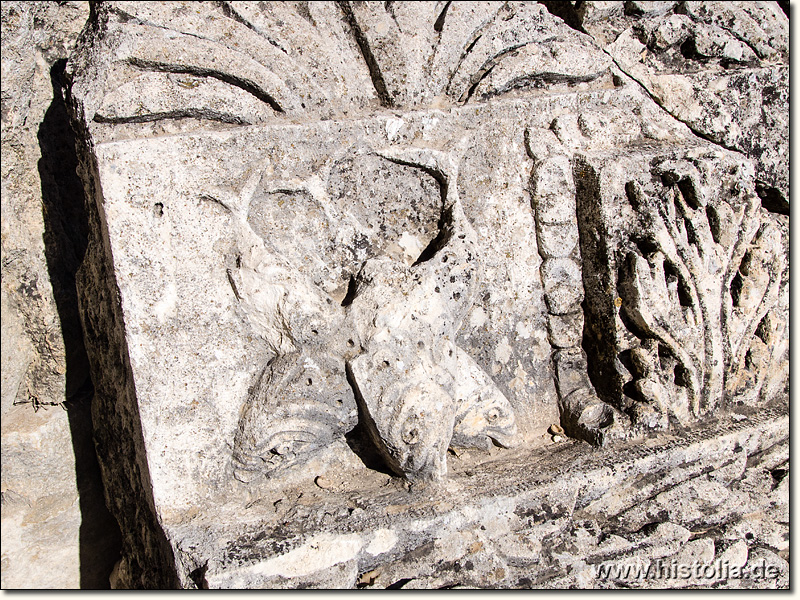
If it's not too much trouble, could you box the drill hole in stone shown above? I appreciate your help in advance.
[153,202,164,217]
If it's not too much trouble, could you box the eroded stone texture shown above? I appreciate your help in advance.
[1,1,121,589]
[574,0,789,207]
[576,147,788,430]
[56,0,788,589]
[180,406,790,589]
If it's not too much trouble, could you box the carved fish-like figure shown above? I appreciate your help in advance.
[232,146,519,483]
[232,352,357,482]
[343,148,519,480]
[346,337,458,481]
[347,335,520,479]
[450,345,519,451]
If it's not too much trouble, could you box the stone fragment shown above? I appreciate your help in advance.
[578,0,789,202]
[546,312,584,349]
[2,0,122,589]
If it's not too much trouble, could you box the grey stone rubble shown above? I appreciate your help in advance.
[1,0,788,589]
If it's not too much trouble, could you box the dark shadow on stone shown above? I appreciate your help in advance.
[539,1,587,34]
[344,422,397,478]
[38,58,122,589]
[755,182,789,216]
[386,578,415,589]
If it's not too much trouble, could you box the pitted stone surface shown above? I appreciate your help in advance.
[1,0,785,589]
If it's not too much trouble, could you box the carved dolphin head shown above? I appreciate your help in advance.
[379,379,455,480]
[451,388,519,451]
[347,345,457,482]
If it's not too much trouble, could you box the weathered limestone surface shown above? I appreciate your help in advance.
[1,0,787,589]
[573,1,789,206]
[184,407,790,589]
[1,1,121,589]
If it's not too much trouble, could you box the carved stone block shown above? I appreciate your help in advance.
[576,147,788,427]
[49,0,788,589]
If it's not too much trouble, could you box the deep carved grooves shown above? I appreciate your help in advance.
[720,196,762,385]
[126,57,284,113]
[433,1,451,33]
[94,109,251,126]
[724,217,783,394]
[731,270,780,377]
[336,1,394,108]
[637,183,704,413]
[445,3,507,94]
[625,253,701,412]
[214,1,290,55]
[482,69,608,101]
[459,41,608,104]
[673,189,721,413]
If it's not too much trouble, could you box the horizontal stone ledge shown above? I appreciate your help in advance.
[168,402,787,589]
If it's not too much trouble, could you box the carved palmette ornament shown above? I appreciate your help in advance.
[583,151,787,426]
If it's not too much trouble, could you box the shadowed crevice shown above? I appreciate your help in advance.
[126,57,285,113]
[38,57,122,590]
[755,182,789,216]
[93,108,251,126]
[538,1,587,34]
[344,362,400,478]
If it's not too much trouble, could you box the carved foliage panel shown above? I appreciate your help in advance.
[576,147,787,428]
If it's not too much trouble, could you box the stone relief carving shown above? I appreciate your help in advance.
[63,0,788,490]
[229,147,518,482]
[52,1,787,588]
[232,352,357,483]
[530,152,626,446]
[576,149,788,430]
